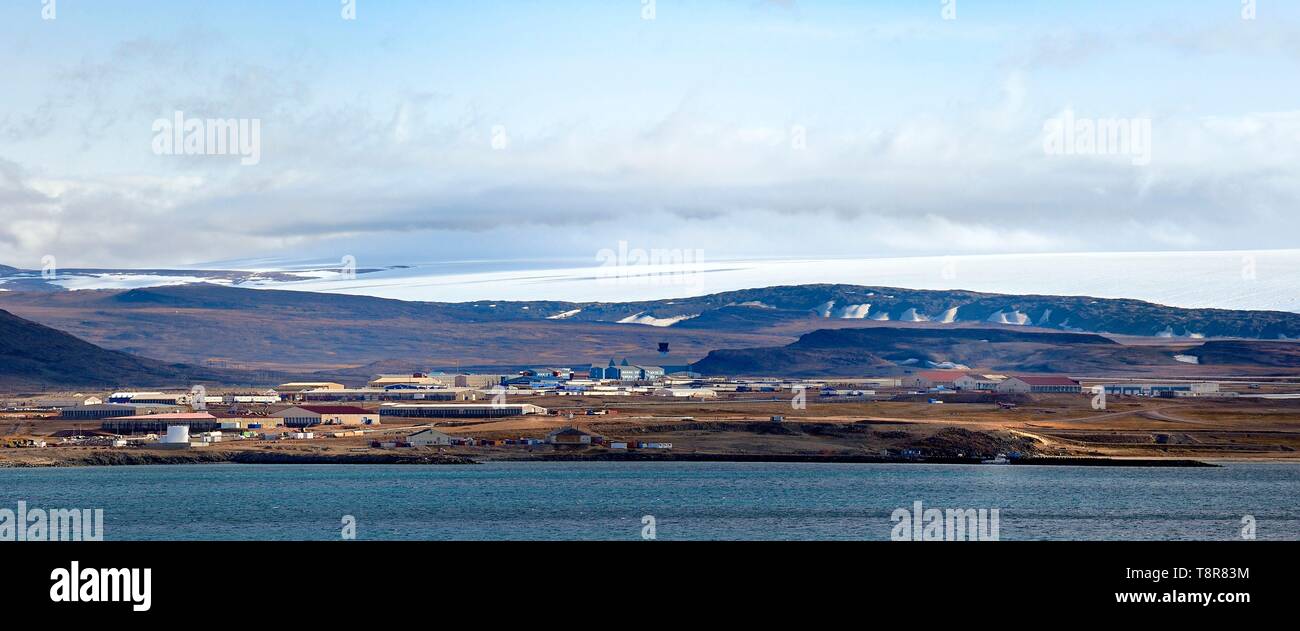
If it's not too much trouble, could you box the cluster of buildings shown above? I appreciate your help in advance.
[905,371,1084,394]
[369,425,670,453]
[274,367,712,402]
[589,360,669,381]
[904,370,1231,398]
[1099,382,1235,398]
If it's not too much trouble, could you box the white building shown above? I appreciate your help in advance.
[954,374,1006,391]
[408,429,453,447]
[996,376,1082,394]
[653,388,718,398]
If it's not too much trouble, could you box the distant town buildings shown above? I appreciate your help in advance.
[454,374,507,388]
[62,403,184,420]
[275,382,346,396]
[367,373,447,388]
[407,428,453,447]
[103,412,222,435]
[953,373,1008,391]
[995,376,1082,394]
[654,387,718,398]
[300,387,479,403]
[379,403,547,419]
[589,359,666,381]
[108,391,188,405]
[1101,382,1229,398]
[547,427,599,446]
[273,405,377,428]
[903,370,967,389]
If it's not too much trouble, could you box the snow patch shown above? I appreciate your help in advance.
[838,304,871,319]
[50,274,217,291]
[1057,318,1085,333]
[1173,354,1200,364]
[987,309,1031,325]
[899,308,929,322]
[870,311,891,321]
[814,300,836,318]
[617,312,699,327]
[938,307,959,323]
[926,361,970,370]
[547,309,582,320]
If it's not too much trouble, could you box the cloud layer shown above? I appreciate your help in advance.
[2,1,1298,270]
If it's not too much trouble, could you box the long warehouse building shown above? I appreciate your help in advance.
[379,403,547,419]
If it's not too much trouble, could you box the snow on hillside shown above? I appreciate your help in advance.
[232,249,1300,313]
[547,309,582,320]
[3,250,1298,314]
[617,312,699,327]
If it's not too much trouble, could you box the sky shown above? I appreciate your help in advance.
[2,0,1299,274]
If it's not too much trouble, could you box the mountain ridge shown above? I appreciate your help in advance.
[0,308,278,389]
[94,282,1300,339]
[688,327,1283,378]
[2,283,1299,372]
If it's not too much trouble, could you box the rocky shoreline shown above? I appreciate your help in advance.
[0,449,1217,468]
[488,452,1217,467]
[0,450,477,468]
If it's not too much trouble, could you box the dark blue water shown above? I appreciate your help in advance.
[2,462,1296,540]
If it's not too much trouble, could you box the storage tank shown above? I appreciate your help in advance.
[163,425,191,444]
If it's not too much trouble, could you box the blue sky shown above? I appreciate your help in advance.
[2,0,1299,269]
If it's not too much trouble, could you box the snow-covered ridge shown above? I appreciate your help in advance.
[4,250,1298,314]
[987,309,1031,326]
[547,309,582,320]
[838,304,871,319]
[617,312,699,327]
[899,308,928,322]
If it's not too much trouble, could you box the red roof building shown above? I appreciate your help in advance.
[904,370,968,388]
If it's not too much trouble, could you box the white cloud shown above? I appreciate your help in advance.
[3,8,1300,269]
